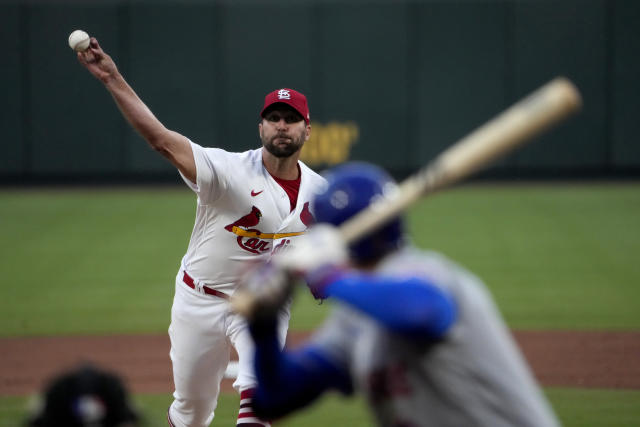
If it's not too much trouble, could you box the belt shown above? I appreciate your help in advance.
[182,271,230,300]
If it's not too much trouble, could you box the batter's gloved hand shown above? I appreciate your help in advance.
[231,260,294,325]
[272,224,348,300]
[303,264,346,300]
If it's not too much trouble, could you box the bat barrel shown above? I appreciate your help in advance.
[339,77,582,244]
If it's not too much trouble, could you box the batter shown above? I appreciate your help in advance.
[239,162,560,426]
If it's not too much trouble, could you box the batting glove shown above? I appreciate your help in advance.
[232,260,294,325]
[303,264,346,300]
[272,224,348,300]
[273,224,347,272]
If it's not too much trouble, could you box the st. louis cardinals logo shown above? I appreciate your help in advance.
[224,203,315,254]
[277,89,291,100]
[224,206,267,254]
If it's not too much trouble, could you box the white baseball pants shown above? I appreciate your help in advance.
[167,270,289,427]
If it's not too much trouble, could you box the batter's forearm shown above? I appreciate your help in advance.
[325,275,457,339]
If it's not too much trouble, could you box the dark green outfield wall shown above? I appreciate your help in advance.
[2,0,639,182]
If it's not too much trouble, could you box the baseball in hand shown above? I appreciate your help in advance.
[68,29,90,52]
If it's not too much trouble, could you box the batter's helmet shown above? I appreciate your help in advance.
[313,162,404,262]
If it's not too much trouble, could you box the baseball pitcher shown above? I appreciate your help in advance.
[75,37,326,427]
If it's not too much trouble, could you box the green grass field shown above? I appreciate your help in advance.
[2,388,639,427]
[1,183,639,425]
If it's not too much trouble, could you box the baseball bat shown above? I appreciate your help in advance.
[231,76,581,316]
[340,76,581,243]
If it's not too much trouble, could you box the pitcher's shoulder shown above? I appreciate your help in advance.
[299,161,327,187]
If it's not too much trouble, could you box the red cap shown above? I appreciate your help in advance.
[260,88,310,124]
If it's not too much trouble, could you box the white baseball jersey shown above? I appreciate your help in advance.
[312,247,559,427]
[180,141,326,293]
[168,141,326,427]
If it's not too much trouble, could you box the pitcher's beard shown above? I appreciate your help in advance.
[263,135,304,158]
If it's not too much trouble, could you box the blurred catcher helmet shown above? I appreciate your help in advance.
[313,162,405,263]
[27,364,138,427]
